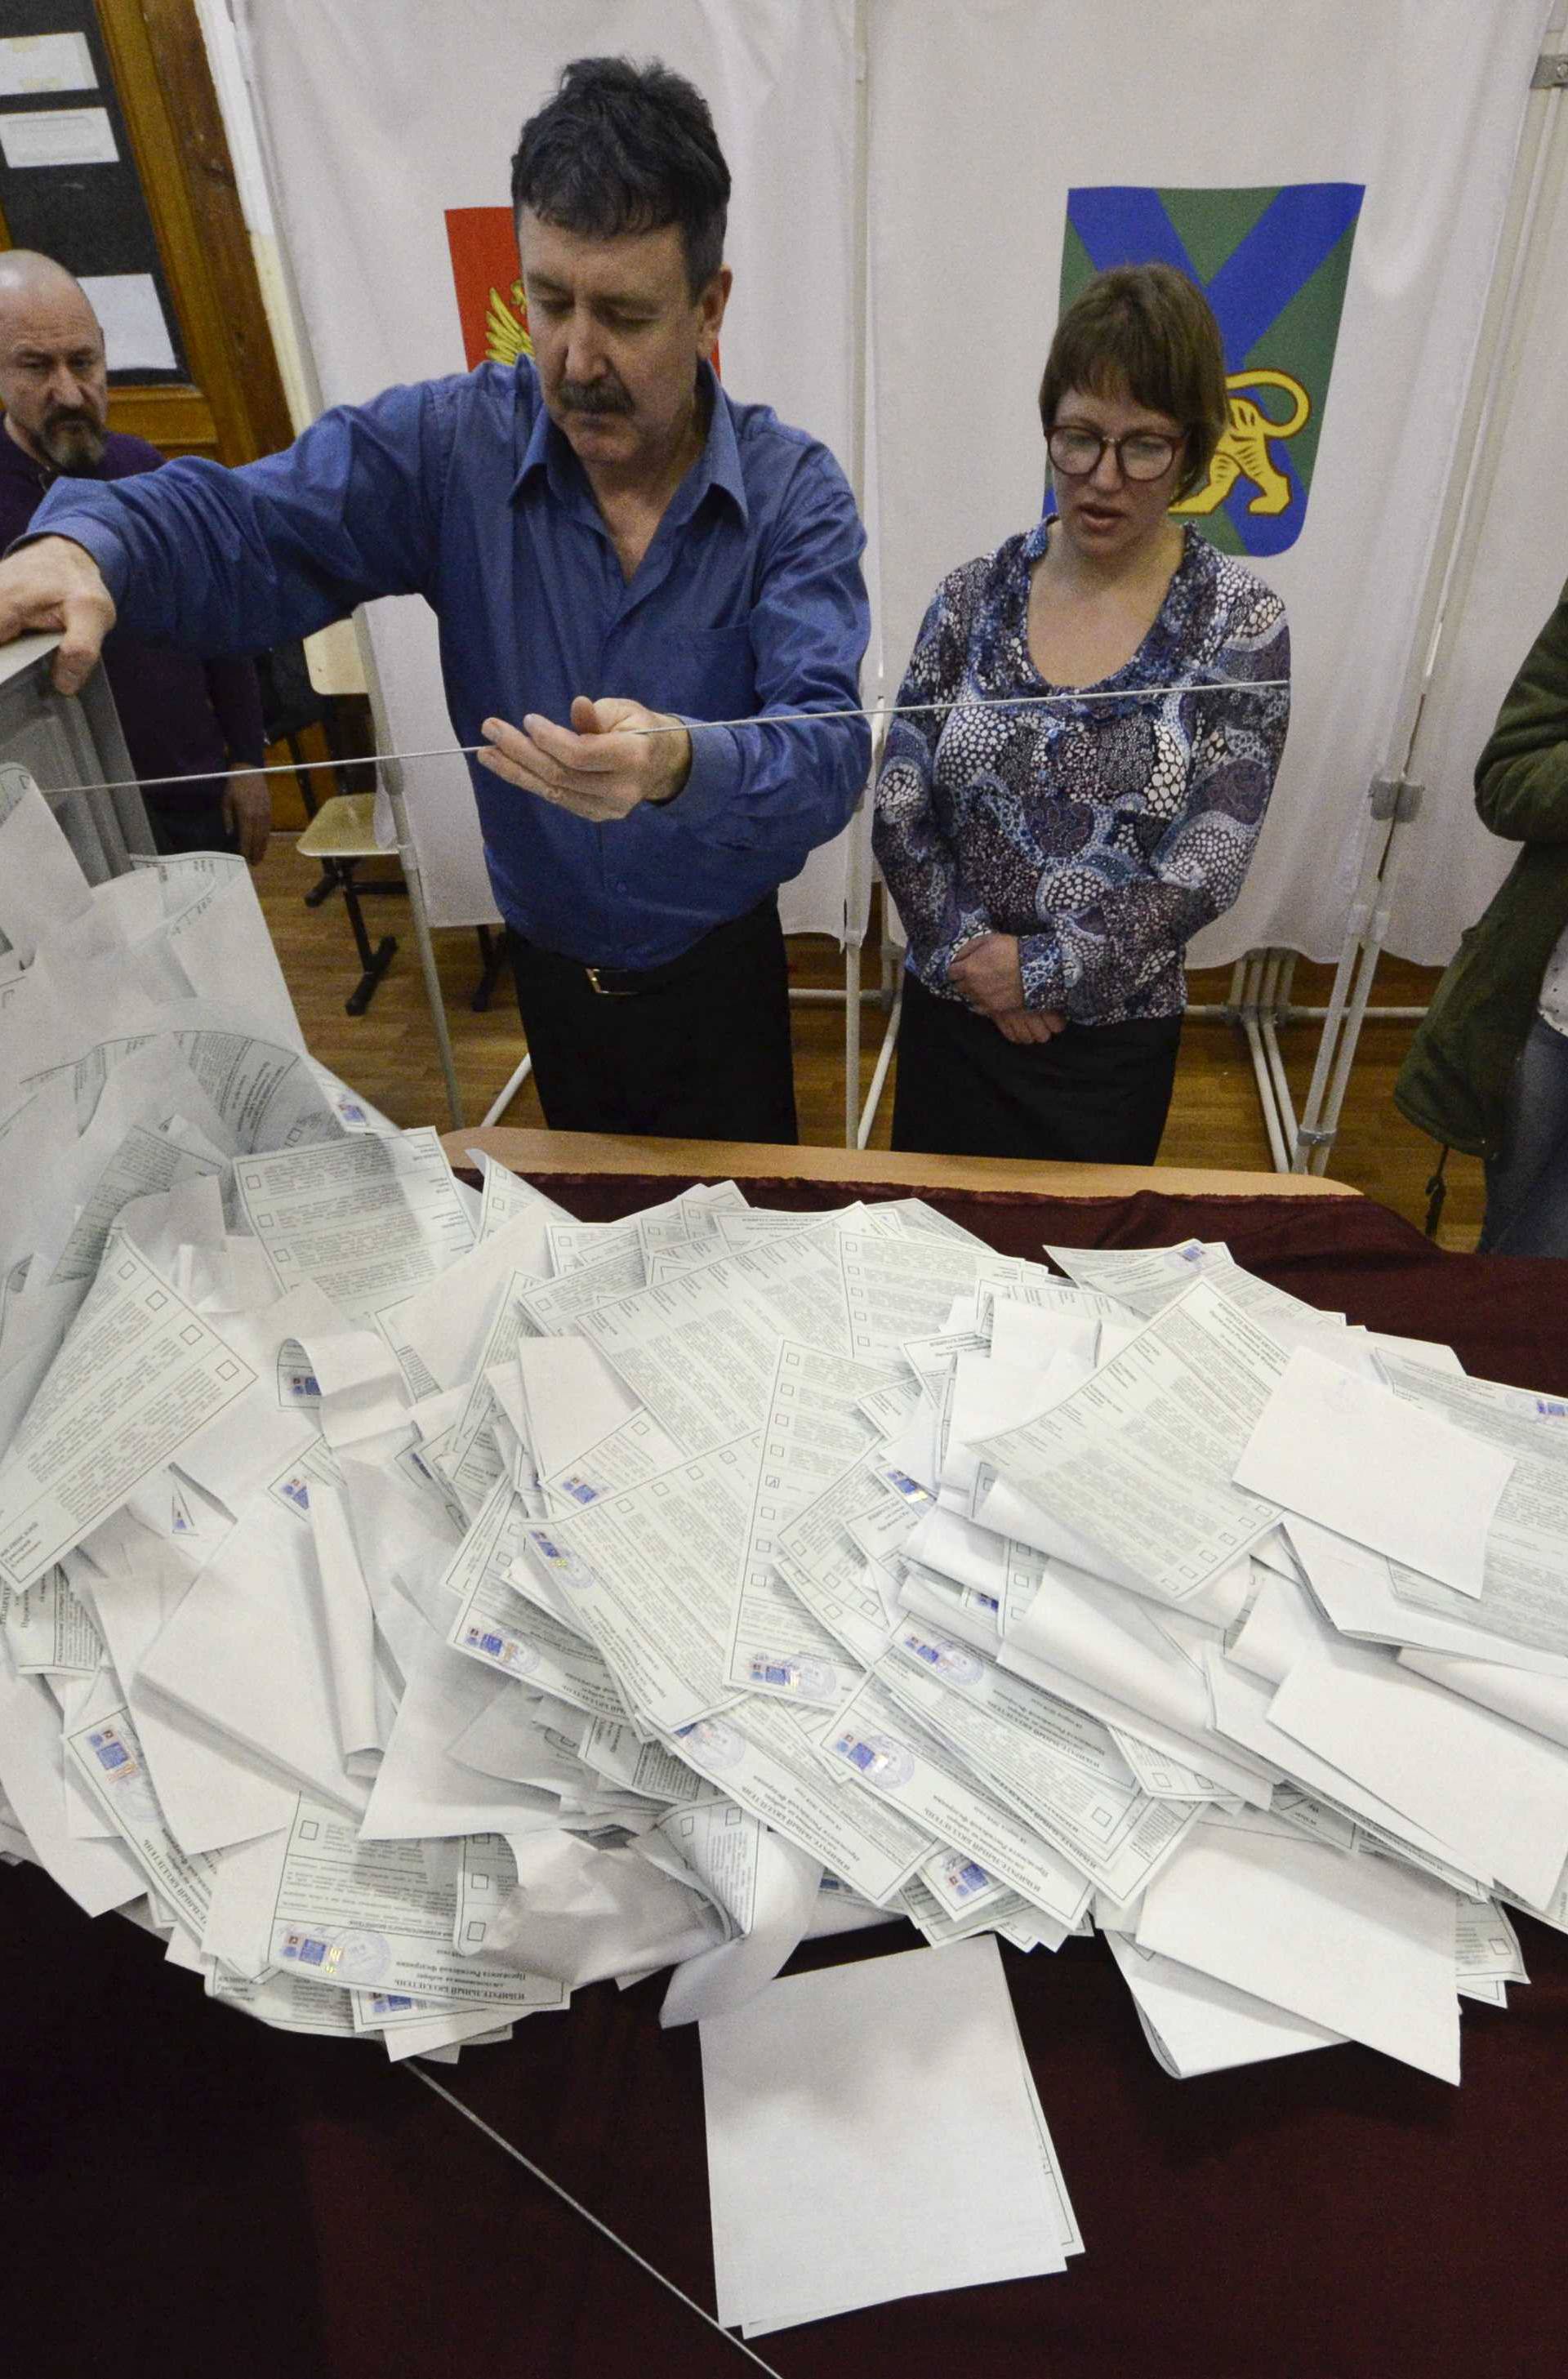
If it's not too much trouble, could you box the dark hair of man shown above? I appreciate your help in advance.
[510,56,730,298]
[1038,264,1230,501]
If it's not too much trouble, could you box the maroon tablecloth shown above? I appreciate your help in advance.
[10,1178,1567,2379]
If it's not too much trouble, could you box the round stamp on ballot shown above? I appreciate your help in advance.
[526,1529,596,1591]
[675,1717,746,1772]
[900,1630,983,1686]
[86,1725,162,1828]
[831,1730,916,1793]
[463,1624,538,1677]
[746,1650,837,1698]
[326,1930,391,1985]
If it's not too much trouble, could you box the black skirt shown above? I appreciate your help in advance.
[890,969,1182,1163]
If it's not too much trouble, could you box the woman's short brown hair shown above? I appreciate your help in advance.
[1038,264,1229,501]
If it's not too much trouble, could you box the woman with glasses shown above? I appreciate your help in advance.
[873,263,1291,1161]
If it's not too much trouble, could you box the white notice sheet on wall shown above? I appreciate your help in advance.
[0,105,117,166]
[0,34,96,96]
[80,274,177,373]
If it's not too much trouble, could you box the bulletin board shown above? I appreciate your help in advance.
[0,1,187,382]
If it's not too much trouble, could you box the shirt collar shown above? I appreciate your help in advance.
[512,360,747,525]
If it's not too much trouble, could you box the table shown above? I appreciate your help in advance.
[10,1142,1567,2379]
[448,1125,1361,1199]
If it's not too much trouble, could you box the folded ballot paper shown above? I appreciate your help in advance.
[699,1936,1080,2335]
[2,784,1566,2319]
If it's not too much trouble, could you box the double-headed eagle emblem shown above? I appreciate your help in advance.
[485,278,534,366]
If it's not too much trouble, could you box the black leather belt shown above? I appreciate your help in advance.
[519,899,773,1000]
[581,953,688,998]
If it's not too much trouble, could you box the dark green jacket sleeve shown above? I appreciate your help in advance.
[1474,581,1568,841]
[1393,578,1568,1160]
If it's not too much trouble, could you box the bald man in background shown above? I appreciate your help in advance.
[0,251,271,861]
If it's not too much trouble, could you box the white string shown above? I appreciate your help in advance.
[42,677,1289,802]
[412,2067,782,2377]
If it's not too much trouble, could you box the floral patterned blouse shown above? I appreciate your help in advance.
[871,519,1290,1023]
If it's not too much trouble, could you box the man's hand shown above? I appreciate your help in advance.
[0,535,116,696]
[222,768,272,866]
[477,695,692,822]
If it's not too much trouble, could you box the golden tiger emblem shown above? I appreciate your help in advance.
[1174,369,1311,519]
[484,278,534,366]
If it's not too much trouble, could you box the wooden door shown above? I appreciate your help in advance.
[0,0,292,465]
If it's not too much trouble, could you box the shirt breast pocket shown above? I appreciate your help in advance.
[653,624,756,722]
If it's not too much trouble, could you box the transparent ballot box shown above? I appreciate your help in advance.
[0,630,152,880]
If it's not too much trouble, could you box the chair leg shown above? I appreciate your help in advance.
[471,924,510,1012]
[336,861,397,1014]
[289,731,342,907]
[287,733,321,822]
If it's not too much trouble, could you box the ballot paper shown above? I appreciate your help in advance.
[839,1229,1022,1355]
[0,767,95,961]
[78,1523,296,1858]
[880,1619,1200,1902]
[235,1128,474,1320]
[700,1937,1070,2332]
[1376,1363,1568,1656]
[0,1236,256,1590]
[443,1484,630,1722]
[655,1803,822,2026]
[971,1278,1285,1603]
[1233,1347,1512,1597]
[65,1705,220,1939]
[1263,1638,1568,1909]
[1399,1647,1568,1750]
[513,1445,760,1733]
[1137,1810,1461,2083]
[727,1340,889,1706]
[822,1671,1092,1927]
[470,1149,574,1244]
[2,1561,101,1673]
[439,1269,541,1512]
[902,1505,1044,1637]
[241,1798,569,2009]
[11,844,1568,2241]
[669,1695,933,1909]
[1103,1929,1341,2077]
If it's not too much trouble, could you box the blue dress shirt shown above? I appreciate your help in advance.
[33,360,871,969]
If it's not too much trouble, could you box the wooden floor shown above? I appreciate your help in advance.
[256,831,1484,1250]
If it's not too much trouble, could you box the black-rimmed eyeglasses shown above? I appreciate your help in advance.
[1046,425,1183,482]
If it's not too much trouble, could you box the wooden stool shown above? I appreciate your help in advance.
[296,793,400,1014]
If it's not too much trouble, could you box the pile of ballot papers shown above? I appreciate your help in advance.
[1,764,1563,2107]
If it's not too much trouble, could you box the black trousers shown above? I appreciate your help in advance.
[508,897,798,1143]
[145,786,238,858]
[891,969,1182,1163]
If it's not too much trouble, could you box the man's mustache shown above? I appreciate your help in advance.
[557,380,632,417]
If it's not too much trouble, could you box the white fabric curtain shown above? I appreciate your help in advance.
[237,0,1557,968]
[1386,100,1568,965]
[866,0,1551,970]
[239,0,863,935]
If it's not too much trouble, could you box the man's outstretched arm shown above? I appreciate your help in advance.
[0,380,450,693]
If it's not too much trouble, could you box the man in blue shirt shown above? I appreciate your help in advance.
[0,56,871,1143]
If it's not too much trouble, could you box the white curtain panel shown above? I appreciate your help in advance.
[240,0,862,935]
[866,0,1551,969]
[1388,113,1568,965]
